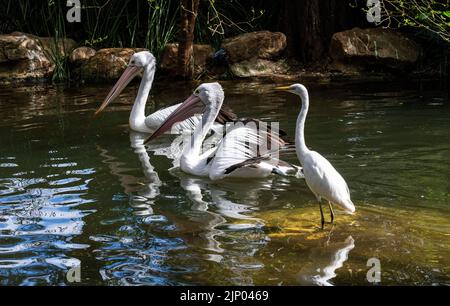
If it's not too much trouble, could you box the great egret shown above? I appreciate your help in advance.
[95,51,236,133]
[275,84,355,228]
[145,82,301,180]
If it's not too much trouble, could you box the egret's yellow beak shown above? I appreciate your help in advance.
[274,86,291,91]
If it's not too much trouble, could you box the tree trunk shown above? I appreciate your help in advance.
[177,0,200,79]
[279,0,367,64]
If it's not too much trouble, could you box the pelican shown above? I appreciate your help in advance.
[145,82,301,180]
[95,51,236,134]
[275,84,355,228]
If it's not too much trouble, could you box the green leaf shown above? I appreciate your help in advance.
[417,12,429,21]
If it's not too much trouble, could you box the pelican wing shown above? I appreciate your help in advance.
[209,120,285,178]
[145,103,181,129]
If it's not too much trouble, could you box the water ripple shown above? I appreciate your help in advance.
[0,152,96,285]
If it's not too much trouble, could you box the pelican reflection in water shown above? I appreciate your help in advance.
[98,130,267,267]
[175,172,267,262]
[96,131,163,215]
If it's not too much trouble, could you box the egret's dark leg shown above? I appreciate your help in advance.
[328,202,335,224]
[319,202,325,229]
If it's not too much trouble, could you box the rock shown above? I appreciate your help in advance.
[230,59,289,78]
[221,31,287,63]
[218,31,288,78]
[329,27,420,72]
[160,43,214,76]
[77,48,147,81]
[37,36,77,59]
[193,44,215,74]
[0,32,76,83]
[69,47,96,64]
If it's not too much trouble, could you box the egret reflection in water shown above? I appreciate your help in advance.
[297,235,355,286]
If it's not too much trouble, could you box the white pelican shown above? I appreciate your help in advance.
[95,51,236,133]
[275,84,355,228]
[145,82,301,180]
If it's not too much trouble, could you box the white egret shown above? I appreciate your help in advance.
[145,82,301,180]
[275,84,355,228]
[95,51,236,133]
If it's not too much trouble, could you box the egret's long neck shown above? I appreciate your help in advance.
[129,65,155,132]
[296,92,310,165]
[188,96,223,158]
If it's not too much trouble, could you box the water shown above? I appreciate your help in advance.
[0,79,449,286]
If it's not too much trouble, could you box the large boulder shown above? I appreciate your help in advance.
[160,43,214,77]
[221,31,287,64]
[329,27,420,72]
[76,48,147,81]
[0,32,76,83]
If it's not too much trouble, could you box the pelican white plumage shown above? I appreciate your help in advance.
[95,51,235,134]
[275,84,355,228]
[145,82,301,180]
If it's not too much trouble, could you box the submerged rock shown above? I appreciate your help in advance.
[230,59,289,78]
[0,32,76,83]
[160,43,214,77]
[329,27,421,73]
[76,48,147,81]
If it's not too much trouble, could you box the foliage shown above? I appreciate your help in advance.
[1,0,269,54]
[377,0,450,42]
[146,0,178,60]
[45,0,70,82]
[196,0,269,48]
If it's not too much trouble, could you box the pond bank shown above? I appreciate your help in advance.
[0,28,445,85]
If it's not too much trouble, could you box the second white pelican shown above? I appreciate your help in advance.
[275,84,355,228]
[95,51,236,134]
[145,83,301,180]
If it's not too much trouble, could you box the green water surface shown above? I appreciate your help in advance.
[0,79,449,285]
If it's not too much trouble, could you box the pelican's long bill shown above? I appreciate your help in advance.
[144,94,203,144]
[94,65,142,116]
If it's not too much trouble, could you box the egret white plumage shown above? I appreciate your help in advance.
[95,51,235,134]
[145,82,301,180]
[275,84,355,228]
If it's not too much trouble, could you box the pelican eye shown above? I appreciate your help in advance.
[194,89,200,96]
